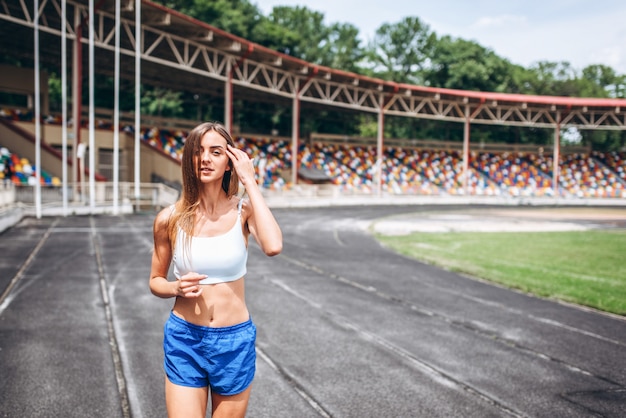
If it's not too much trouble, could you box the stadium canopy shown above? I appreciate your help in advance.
[2,0,626,213]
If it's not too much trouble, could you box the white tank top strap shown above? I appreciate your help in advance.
[237,197,244,215]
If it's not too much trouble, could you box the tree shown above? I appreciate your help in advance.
[151,0,262,39]
[579,129,625,152]
[426,36,514,92]
[141,87,184,118]
[322,22,365,73]
[261,6,331,64]
[251,14,300,56]
[525,61,579,96]
[505,64,539,94]
[365,16,435,84]
[581,64,624,98]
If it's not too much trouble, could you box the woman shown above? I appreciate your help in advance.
[150,122,282,417]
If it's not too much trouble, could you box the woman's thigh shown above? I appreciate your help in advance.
[165,378,209,418]
[211,386,252,418]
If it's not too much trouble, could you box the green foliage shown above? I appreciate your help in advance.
[46,71,136,114]
[251,15,300,55]
[323,23,365,73]
[140,87,184,118]
[47,72,62,111]
[578,129,626,152]
[357,114,378,138]
[262,6,331,64]
[375,229,626,315]
[153,0,262,38]
[580,65,625,98]
[365,16,435,84]
[426,36,513,92]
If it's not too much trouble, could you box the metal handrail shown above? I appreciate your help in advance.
[12,182,180,210]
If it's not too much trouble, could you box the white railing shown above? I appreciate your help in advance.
[13,182,180,210]
[0,183,16,208]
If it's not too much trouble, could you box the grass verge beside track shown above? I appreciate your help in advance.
[375,230,626,316]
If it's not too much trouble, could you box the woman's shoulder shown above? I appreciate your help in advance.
[153,204,177,230]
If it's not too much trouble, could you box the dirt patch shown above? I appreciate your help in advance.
[484,207,626,221]
[371,207,626,235]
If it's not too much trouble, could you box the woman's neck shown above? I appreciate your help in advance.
[197,188,229,216]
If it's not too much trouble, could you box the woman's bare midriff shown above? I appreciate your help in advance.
[172,277,249,327]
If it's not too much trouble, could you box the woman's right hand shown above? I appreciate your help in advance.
[176,272,207,298]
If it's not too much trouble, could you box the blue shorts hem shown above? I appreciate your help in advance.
[212,378,254,396]
[165,375,207,389]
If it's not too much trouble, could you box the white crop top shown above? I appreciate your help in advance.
[172,199,248,285]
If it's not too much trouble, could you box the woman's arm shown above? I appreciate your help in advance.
[242,185,283,256]
[149,207,178,298]
[227,144,283,256]
[149,207,206,298]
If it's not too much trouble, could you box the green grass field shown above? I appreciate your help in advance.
[374,229,626,316]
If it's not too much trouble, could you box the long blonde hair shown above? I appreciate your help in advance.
[167,122,240,249]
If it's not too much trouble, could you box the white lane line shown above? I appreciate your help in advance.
[0,218,59,315]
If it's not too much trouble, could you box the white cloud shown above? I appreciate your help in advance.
[471,14,527,29]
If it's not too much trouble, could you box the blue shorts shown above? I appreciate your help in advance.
[163,312,256,395]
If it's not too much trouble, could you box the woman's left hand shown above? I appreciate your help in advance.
[226,144,256,186]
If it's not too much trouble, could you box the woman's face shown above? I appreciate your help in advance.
[195,130,231,183]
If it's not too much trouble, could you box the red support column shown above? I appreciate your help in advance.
[376,95,385,197]
[552,121,561,197]
[291,78,300,186]
[462,118,470,194]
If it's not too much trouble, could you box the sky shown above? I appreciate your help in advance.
[253,0,626,75]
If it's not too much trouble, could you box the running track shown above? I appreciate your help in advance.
[0,205,624,417]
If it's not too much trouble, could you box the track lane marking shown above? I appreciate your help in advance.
[0,219,59,315]
[90,218,131,418]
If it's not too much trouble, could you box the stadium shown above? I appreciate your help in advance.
[0,1,625,417]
